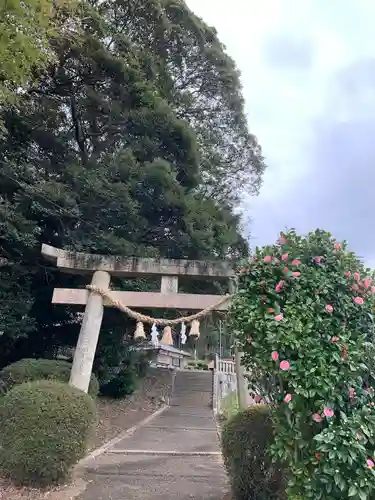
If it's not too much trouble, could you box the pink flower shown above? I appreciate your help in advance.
[281,253,289,261]
[267,307,275,313]
[271,351,279,361]
[312,413,323,423]
[264,255,272,263]
[280,360,290,371]
[331,336,339,343]
[284,394,292,403]
[254,394,262,403]
[363,279,372,289]
[367,459,375,469]
[334,243,341,249]
[349,387,355,399]
[325,304,333,313]
[314,256,322,263]
[292,271,301,277]
[344,271,351,278]
[323,407,334,418]
[371,286,375,295]
[279,236,287,245]
[275,314,283,321]
[354,272,360,281]
[354,297,364,305]
[351,284,360,292]
[283,267,289,274]
[292,259,301,265]
[273,258,280,264]
[275,280,285,292]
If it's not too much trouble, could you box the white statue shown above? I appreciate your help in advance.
[151,323,159,346]
[180,322,187,345]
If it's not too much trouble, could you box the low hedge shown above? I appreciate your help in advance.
[187,360,209,370]
[0,380,96,487]
[221,405,286,500]
[0,358,99,397]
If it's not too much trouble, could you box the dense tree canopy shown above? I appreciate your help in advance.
[96,0,264,206]
[0,0,265,370]
[0,0,78,106]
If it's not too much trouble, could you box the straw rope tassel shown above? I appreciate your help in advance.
[161,326,173,345]
[134,321,146,340]
[189,319,200,339]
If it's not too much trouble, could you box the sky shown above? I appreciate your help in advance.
[186,0,375,266]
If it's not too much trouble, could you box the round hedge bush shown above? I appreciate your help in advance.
[230,229,375,499]
[221,405,286,500]
[0,380,96,487]
[0,358,99,397]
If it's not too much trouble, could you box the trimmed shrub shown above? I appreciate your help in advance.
[196,360,209,370]
[0,380,96,487]
[221,405,285,500]
[0,358,99,397]
[100,368,138,398]
[187,360,209,370]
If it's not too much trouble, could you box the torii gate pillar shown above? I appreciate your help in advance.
[69,270,110,392]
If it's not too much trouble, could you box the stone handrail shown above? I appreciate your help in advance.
[217,358,236,374]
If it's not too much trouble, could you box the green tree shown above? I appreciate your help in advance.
[0,0,263,369]
[97,0,265,207]
[0,0,78,105]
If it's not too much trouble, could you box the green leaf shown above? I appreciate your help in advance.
[348,485,357,497]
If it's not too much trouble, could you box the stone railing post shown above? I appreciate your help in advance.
[234,345,247,410]
[69,271,110,393]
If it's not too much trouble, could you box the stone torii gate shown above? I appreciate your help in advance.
[41,244,240,396]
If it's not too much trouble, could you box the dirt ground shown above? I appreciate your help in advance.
[0,367,173,500]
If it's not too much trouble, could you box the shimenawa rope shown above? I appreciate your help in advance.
[86,285,232,326]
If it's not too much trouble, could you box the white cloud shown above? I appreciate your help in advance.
[186,0,375,263]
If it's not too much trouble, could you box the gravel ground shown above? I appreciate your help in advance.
[0,368,173,500]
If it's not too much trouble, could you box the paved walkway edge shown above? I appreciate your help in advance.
[106,450,221,456]
[79,405,169,465]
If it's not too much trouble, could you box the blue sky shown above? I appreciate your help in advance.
[186,0,375,265]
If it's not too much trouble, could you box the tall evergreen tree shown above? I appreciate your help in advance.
[0,0,264,369]
[96,0,265,207]
[0,0,79,106]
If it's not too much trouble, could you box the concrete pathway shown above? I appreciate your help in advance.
[77,372,229,499]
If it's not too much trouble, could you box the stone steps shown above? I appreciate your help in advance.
[171,370,213,408]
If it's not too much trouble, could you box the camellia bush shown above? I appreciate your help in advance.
[230,229,375,500]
